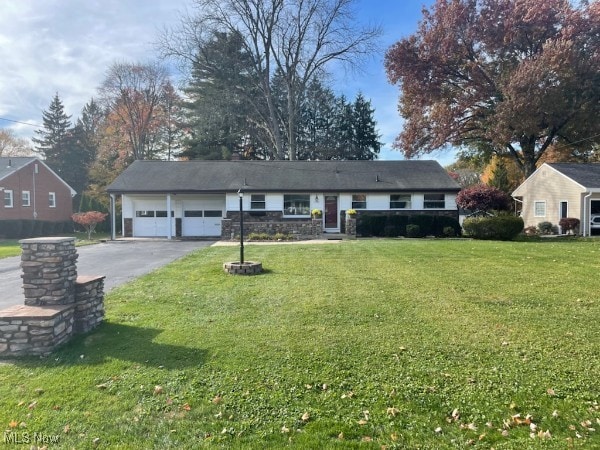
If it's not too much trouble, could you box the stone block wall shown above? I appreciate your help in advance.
[0,238,105,357]
[222,212,324,240]
[21,237,78,306]
[0,304,74,356]
[74,276,106,334]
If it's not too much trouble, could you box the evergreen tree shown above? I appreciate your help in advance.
[32,93,72,170]
[351,93,381,160]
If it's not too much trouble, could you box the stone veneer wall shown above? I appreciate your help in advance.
[222,211,323,240]
[0,237,105,357]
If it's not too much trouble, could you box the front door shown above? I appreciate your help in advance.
[324,195,339,231]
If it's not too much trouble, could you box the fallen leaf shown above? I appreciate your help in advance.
[153,385,164,395]
[337,432,344,440]
[361,436,372,442]
[182,403,191,411]
[538,429,552,439]
[93,437,100,447]
[52,405,61,411]
[322,384,328,391]
[281,425,290,433]
[358,419,368,425]
[64,424,70,434]
[552,410,559,418]
[96,383,108,390]
[391,431,399,440]
[35,388,44,395]
[547,388,556,396]
[212,395,222,404]
[28,401,37,410]
[386,407,400,417]
[301,412,310,422]
[434,427,442,434]
[9,420,18,429]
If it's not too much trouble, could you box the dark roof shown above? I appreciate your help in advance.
[0,157,36,181]
[106,160,460,194]
[548,163,600,189]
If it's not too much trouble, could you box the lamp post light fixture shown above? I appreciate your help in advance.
[238,189,244,264]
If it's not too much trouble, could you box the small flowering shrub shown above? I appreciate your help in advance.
[311,209,322,218]
[346,209,357,216]
[72,211,108,240]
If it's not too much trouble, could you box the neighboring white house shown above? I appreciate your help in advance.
[106,160,461,239]
[512,162,600,236]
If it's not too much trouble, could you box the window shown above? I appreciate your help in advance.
[48,192,56,208]
[424,193,445,209]
[4,189,13,208]
[390,194,411,209]
[184,210,203,218]
[251,194,266,210]
[534,201,546,217]
[136,210,155,218]
[156,210,174,218]
[204,210,222,218]
[352,194,367,209]
[22,191,31,207]
[283,194,310,216]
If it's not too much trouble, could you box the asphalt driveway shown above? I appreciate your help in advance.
[0,239,213,311]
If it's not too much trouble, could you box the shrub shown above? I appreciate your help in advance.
[443,226,456,237]
[524,225,538,236]
[559,217,580,234]
[432,215,461,237]
[408,215,434,236]
[537,221,557,235]
[456,184,512,213]
[406,224,421,238]
[463,215,524,240]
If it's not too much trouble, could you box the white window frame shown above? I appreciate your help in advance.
[390,194,411,209]
[283,194,311,217]
[351,194,367,209]
[424,193,445,209]
[22,190,31,207]
[250,194,266,210]
[4,189,13,208]
[534,201,546,217]
[49,192,56,208]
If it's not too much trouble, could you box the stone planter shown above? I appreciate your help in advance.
[223,261,263,275]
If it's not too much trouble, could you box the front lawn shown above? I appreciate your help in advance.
[1,240,599,449]
[0,233,109,259]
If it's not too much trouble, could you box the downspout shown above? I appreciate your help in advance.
[583,191,593,237]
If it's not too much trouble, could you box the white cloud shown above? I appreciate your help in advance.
[0,0,187,138]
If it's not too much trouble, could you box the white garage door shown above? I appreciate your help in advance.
[134,210,174,237]
[182,210,222,236]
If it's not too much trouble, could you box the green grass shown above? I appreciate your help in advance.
[1,239,599,449]
[0,233,109,259]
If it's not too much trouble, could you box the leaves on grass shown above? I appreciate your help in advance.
[301,412,310,422]
[8,420,18,428]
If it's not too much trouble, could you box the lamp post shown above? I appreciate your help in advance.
[238,189,244,264]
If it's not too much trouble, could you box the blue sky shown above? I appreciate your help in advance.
[0,0,454,165]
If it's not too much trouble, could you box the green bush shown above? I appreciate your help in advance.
[443,226,456,237]
[357,214,461,238]
[406,224,421,238]
[537,221,557,235]
[463,215,524,240]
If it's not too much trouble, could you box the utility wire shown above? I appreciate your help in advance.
[0,117,41,127]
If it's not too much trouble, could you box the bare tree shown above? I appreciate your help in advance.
[0,129,35,156]
[159,0,381,160]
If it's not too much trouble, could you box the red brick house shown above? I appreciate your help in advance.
[0,157,76,223]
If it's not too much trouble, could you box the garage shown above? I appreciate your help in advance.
[134,209,175,237]
[182,209,222,237]
[181,198,224,237]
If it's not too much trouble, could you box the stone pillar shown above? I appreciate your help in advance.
[20,237,78,306]
[345,216,357,237]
